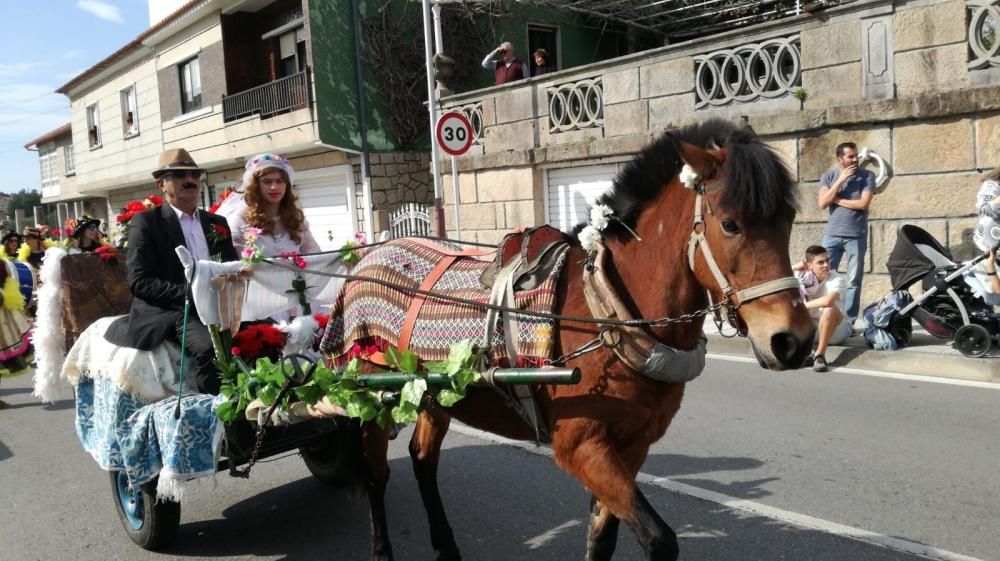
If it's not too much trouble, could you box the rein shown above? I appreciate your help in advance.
[684,177,800,336]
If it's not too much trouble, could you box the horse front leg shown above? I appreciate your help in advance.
[586,496,621,561]
[556,439,678,561]
[410,407,461,561]
[362,422,394,561]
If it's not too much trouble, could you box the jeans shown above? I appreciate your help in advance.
[822,233,867,326]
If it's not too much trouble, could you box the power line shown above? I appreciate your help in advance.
[0,91,59,112]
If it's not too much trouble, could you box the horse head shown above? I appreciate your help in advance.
[672,125,815,370]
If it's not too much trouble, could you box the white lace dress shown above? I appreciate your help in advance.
[225,211,321,256]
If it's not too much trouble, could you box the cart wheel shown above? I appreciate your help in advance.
[109,471,180,550]
[955,324,992,358]
[301,421,361,487]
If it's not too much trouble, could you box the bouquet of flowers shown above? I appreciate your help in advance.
[113,194,163,247]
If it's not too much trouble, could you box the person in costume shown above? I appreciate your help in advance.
[19,227,51,269]
[2,232,21,261]
[0,255,33,409]
[217,153,320,256]
[66,216,103,253]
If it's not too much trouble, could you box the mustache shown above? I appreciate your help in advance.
[181,182,199,190]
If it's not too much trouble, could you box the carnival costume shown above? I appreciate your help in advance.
[0,254,34,407]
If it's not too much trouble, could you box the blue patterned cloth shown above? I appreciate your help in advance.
[76,377,223,487]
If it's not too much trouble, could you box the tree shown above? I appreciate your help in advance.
[7,189,41,216]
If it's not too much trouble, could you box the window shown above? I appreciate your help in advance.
[86,103,101,148]
[277,27,307,77]
[39,148,57,185]
[63,145,75,175]
[179,57,203,114]
[121,85,139,137]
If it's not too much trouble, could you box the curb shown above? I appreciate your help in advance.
[706,335,1000,384]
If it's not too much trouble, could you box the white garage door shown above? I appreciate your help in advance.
[545,164,622,232]
[295,166,355,252]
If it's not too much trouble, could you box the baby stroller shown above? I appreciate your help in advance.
[883,225,999,357]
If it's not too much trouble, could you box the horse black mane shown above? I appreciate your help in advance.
[576,118,798,241]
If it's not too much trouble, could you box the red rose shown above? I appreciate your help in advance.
[146,195,163,207]
[95,245,118,262]
[230,346,241,356]
[124,201,147,213]
[213,224,228,238]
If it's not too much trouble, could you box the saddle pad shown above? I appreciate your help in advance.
[320,238,569,365]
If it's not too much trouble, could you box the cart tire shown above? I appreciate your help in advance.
[109,471,180,550]
[301,422,361,487]
[955,324,992,358]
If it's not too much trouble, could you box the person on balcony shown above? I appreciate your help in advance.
[482,42,528,85]
[216,153,320,257]
[532,48,554,77]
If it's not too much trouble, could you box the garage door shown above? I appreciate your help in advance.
[545,164,621,232]
[295,166,355,252]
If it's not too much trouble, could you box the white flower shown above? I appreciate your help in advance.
[679,164,700,189]
[578,226,602,253]
[589,204,612,231]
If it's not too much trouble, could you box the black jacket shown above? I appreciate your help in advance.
[105,204,238,350]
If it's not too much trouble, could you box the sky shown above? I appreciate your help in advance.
[4,1,150,194]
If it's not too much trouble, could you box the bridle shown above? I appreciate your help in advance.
[684,172,800,336]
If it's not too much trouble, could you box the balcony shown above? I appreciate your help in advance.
[222,68,312,123]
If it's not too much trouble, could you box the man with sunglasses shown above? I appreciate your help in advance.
[481,41,528,85]
[105,148,238,394]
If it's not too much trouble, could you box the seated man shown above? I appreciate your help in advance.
[794,245,852,372]
[105,148,238,394]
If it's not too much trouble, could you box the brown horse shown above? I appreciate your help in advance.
[340,120,815,561]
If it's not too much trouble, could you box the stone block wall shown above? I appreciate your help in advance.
[353,151,434,231]
[434,0,1000,313]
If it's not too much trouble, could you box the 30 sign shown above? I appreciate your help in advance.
[435,112,474,156]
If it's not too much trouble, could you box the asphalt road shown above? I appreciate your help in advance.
[1,358,998,561]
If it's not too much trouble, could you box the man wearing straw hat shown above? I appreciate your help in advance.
[105,148,238,394]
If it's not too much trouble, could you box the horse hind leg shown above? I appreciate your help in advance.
[559,440,678,561]
[361,422,395,561]
[586,496,621,561]
[410,408,462,561]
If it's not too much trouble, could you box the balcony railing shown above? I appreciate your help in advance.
[222,67,311,122]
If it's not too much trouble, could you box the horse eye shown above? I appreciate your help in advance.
[721,219,741,235]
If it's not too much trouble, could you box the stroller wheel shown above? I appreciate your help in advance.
[890,326,912,348]
[954,324,992,358]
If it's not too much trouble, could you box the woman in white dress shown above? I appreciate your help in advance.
[221,153,320,257]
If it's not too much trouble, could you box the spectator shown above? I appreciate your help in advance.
[482,42,528,85]
[794,245,851,372]
[817,141,875,330]
[1,233,21,261]
[21,228,46,269]
[532,48,554,77]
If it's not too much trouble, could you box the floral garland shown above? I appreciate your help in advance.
[240,226,265,263]
[577,204,642,255]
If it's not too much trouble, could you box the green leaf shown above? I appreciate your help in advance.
[391,402,419,424]
[385,346,419,374]
[375,408,393,429]
[259,385,279,406]
[215,400,236,422]
[435,388,465,407]
[294,384,324,405]
[453,368,481,390]
[401,378,427,407]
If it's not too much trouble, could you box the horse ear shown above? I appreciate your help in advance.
[675,140,724,183]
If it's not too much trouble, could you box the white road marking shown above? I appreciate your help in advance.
[523,519,582,549]
[706,353,1000,390]
[450,424,985,561]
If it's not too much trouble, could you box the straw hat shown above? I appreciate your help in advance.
[151,148,206,178]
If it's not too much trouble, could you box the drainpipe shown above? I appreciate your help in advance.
[350,0,375,241]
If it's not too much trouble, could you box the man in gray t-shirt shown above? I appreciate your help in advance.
[817,141,876,328]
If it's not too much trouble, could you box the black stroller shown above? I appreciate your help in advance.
[884,225,999,357]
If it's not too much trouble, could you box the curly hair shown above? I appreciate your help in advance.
[243,168,306,244]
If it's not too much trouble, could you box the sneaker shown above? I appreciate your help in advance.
[812,355,828,372]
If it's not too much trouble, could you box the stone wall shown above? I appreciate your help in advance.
[439,0,1000,310]
[355,152,434,232]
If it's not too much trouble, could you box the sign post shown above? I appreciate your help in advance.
[435,111,474,240]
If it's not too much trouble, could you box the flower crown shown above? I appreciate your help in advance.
[243,153,295,188]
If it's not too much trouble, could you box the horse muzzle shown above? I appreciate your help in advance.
[750,329,814,370]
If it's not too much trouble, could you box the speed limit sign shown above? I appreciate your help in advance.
[436,112,474,156]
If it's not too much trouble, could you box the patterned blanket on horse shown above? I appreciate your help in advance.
[320,238,569,366]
